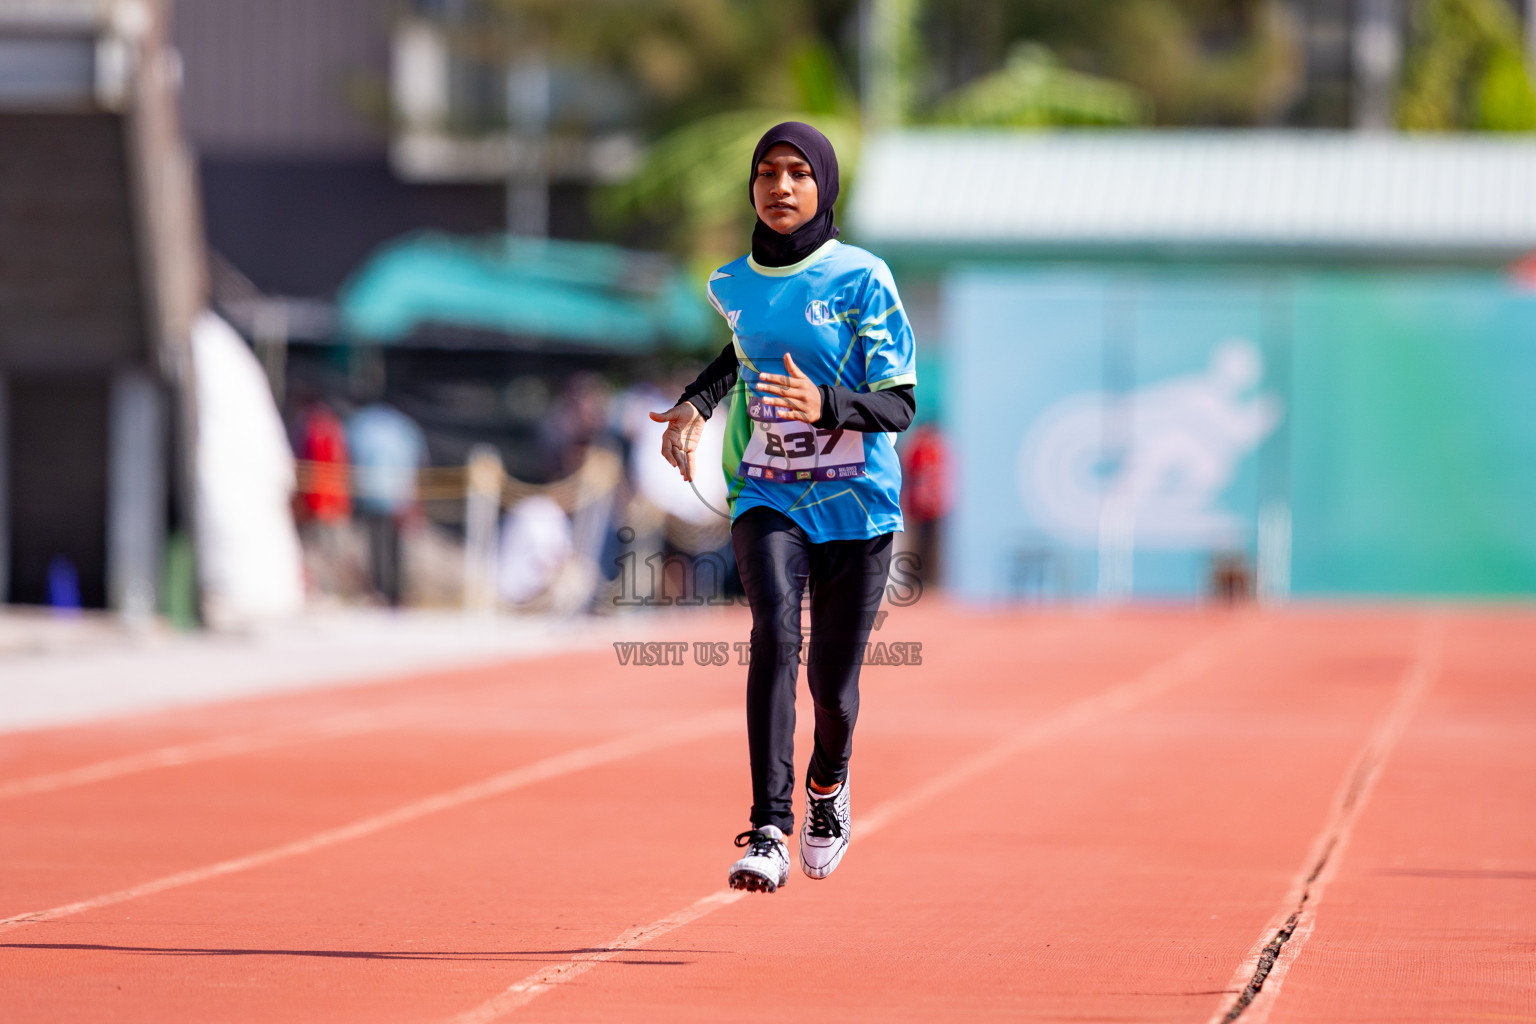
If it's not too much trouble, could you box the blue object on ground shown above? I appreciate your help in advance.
[48,555,81,615]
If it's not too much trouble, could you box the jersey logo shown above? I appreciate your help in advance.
[805,300,833,326]
[726,310,741,331]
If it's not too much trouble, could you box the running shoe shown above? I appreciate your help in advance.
[728,825,791,893]
[799,778,851,879]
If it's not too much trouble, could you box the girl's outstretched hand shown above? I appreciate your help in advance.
[756,353,823,424]
[649,402,703,482]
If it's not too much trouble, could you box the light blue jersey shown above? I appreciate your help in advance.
[706,239,917,543]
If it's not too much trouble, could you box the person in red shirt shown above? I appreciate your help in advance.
[299,404,351,523]
[902,422,951,590]
[296,403,353,597]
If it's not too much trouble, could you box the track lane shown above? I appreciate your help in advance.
[495,612,1429,1022]
[446,620,1251,1023]
[0,607,1220,1022]
[0,632,748,918]
[0,606,1104,917]
[1261,612,1536,1024]
[1208,616,1443,1024]
[5,606,1523,1023]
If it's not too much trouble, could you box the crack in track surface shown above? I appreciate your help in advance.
[1221,830,1343,1020]
[1214,620,1442,1024]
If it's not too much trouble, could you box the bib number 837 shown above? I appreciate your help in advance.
[761,428,844,459]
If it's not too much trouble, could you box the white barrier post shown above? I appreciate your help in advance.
[463,445,503,616]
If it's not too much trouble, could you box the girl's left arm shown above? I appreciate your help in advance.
[813,383,915,432]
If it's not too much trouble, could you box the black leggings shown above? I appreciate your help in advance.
[731,505,893,835]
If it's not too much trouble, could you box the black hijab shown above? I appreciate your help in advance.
[748,121,840,268]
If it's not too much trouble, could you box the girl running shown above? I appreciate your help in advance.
[649,122,917,892]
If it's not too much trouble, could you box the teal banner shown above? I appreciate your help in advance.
[944,268,1536,599]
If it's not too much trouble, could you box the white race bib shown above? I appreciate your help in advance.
[739,397,866,484]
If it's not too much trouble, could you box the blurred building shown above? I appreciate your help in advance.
[853,131,1536,601]
[171,0,670,471]
[173,0,500,302]
[173,0,638,303]
[0,0,203,616]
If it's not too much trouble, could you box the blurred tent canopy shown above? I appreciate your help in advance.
[337,233,714,351]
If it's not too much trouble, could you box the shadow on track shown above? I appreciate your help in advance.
[1,942,694,964]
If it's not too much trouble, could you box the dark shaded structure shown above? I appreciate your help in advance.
[0,2,204,614]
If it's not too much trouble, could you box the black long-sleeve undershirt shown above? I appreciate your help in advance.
[677,342,740,419]
[676,342,915,433]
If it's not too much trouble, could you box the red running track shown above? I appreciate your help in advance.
[0,604,1531,1023]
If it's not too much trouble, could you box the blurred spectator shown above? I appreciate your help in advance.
[298,404,352,523]
[902,423,952,590]
[295,402,353,598]
[347,403,428,607]
[540,373,615,480]
[1211,552,1255,604]
[536,374,625,610]
[1514,252,1536,290]
[497,495,575,606]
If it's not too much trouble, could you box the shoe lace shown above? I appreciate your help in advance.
[804,793,843,840]
[734,829,784,859]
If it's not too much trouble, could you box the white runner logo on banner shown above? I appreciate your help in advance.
[1016,339,1281,549]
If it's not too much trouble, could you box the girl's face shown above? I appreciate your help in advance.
[753,143,819,235]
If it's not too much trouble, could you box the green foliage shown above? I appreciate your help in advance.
[478,0,1335,257]
[927,43,1148,127]
[918,0,1303,126]
[595,106,859,269]
[1477,48,1536,131]
[589,25,860,268]
[481,0,825,131]
[470,0,859,264]
[1091,0,1302,125]
[787,39,851,117]
[1399,0,1536,131]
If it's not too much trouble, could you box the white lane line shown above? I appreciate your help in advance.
[1207,616,1445,1024]
[445,619,1261,1023]
[856,617,1256,836]
[0,646,710,803]
[0,709,409,802]
[444,890,749,1024]
[0,709,737,936]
